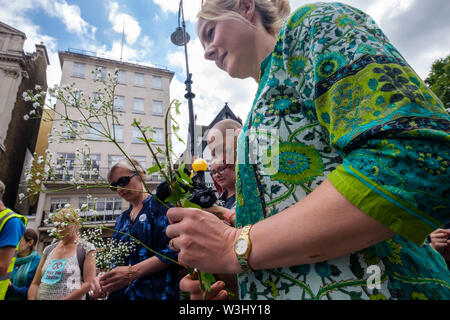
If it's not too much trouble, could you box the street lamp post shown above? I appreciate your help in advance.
[171,0,196,161]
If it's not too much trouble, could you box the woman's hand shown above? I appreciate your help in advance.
[203,206,235,226]
[89,276,107,299]
[430,229,450,260]
[99,266,129,293]
[166,208,241,274]
[180,273,228,300]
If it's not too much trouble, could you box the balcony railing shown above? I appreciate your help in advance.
[46,166,163,184]
[42,209,122,228]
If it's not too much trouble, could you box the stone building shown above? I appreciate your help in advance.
[30,49,174,251]
[0,21,49,214]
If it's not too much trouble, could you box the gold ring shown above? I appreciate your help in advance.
[169,239,179,252]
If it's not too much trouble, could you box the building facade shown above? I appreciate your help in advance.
[0,21,49,215]
[31,50,174,251]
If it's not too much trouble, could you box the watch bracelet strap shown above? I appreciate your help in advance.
[238,256,253,273]
[238,224,253,273]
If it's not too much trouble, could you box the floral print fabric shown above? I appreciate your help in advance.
[235,2,450,300]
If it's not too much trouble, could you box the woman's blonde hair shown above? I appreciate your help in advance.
[198,0,291,36]
[52,207,81,229]
[107,157,145,181]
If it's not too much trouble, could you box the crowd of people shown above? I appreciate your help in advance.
[1,0,449,300]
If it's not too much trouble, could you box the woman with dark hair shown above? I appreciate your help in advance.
[6,229,41,300]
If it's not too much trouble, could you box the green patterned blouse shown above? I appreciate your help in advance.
[235,2,450,300]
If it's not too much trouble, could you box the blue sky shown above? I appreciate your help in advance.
[1,0,449,155]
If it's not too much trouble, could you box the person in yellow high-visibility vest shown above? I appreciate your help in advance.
[0,179,27,300]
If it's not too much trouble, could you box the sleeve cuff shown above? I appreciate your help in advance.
[328,162,441,246]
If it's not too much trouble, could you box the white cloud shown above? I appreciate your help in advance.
[0,0,61,89]
[152,0,202,22]
[108,1,141,45]
[36,0,96,39]
[366,0,414,24]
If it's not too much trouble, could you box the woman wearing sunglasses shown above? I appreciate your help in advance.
[90,158,180,300]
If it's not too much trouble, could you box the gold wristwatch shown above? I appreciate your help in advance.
[234,224,253,273]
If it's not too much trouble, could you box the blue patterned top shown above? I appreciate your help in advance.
[235,2,450,300]
[108,195,180,300]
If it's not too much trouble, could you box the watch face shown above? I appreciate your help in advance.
[235,238,248,255]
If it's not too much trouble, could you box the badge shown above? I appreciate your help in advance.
[42,259,67,285]
[139,214,147,222]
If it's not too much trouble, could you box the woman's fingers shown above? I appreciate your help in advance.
[167,207,194,224]
[180,274,227,300]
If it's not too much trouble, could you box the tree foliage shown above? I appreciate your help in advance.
[425,54,450,110]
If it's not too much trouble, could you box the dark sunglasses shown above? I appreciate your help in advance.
[110,172,137,191]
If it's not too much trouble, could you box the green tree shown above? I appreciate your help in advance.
[425,54,450,110]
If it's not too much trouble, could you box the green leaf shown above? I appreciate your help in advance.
[181,198,201,209]
[200,272,216,292]
[178,163,193,184]
[175,173,193,188]
[174,100,181,115]
[146,164,160,175]
[138,137,155,143]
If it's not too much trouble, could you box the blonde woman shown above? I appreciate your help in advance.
[166,0,450,300]
[28,207,96,300]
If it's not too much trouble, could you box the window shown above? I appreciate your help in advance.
[114,95,125,112]
[113,125,123,142]
[88,122,103,140]
[92,92,104,109]
[72,62,85,78]
[49,198,70,215]
[152,76,162,89]
[152,100,163,116]
[133,156,146,169]
[153,128,164,144]
[133,98,145,114]
[132,127,145,144]
[79,197,122,223]
[82,154,100,181]
[94,66,107,80]
[55,153,75,181]
[118,70,127,85]
[134,73,145,87]
[108,155,123,169]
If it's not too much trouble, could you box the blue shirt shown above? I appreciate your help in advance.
[0,217,25,248]
[108,195,180,300]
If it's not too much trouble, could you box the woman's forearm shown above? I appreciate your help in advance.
[62,282,90,300]
[133,256,169,279]
[27,283,39,300]
[240,179,395,272]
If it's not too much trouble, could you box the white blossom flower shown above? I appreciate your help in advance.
[18,193,25,200]
[23,115,30,121]
[35,85,42,91]
[22,91,32,101]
